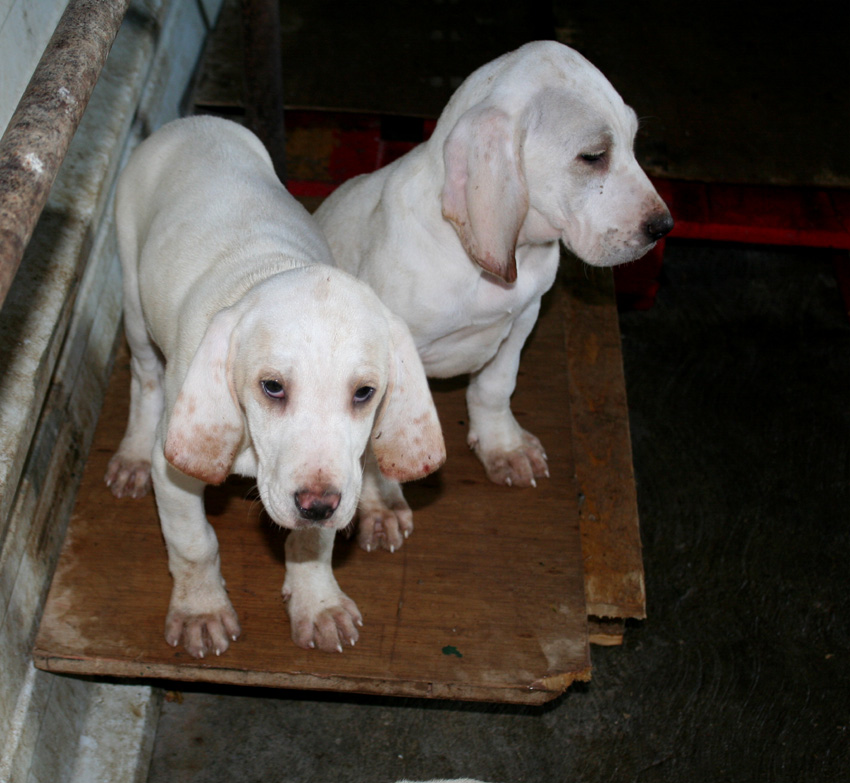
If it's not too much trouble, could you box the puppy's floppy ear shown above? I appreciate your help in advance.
[164,307,244,485]
[441,104,529,284]
[371,312,445,482]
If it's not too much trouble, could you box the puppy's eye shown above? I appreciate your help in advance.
[353,386,376,405]
[580,151,606,164]
[261,379,285,400]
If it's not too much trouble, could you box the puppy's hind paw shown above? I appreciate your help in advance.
[357,501,413,553]
[105,453,152,498]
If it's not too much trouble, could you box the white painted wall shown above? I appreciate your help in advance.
[0,0,71,135]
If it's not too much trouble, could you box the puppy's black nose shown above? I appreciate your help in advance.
[645,212,674,241]
[294,489,341,522]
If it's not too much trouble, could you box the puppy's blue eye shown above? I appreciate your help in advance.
[261,380,285,400]
[353,386,375,404]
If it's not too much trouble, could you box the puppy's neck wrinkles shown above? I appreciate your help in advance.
[239,258,313,294]
[205,256,314,313]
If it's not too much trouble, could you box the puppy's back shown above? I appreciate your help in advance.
[115,116,335,360]
[116,117,276,263]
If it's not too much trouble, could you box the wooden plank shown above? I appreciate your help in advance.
[587,618,626,647]
[560,257,646,620]
[34,280,591,705]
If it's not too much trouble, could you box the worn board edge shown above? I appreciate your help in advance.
[561,255,647,621]
[33,653,591,707]
[587,617,627,647]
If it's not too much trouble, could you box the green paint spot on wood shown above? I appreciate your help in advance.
[442,645,463,657]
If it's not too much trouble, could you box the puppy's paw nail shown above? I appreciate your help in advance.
[389,545,395,554]
[404,530,410,539]
[505,477,512,487]
[531,478,537,488]
[215,649,221,656]
[356,618,364,628]
[336,643,343,653]
[308,641,316,649]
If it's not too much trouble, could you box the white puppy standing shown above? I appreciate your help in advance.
[105,116,444,657]
[315,40,673,553]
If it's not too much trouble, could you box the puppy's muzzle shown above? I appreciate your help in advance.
[294,488,342,523]
[644,211,675,242]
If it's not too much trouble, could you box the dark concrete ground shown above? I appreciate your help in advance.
[147,241,850,782]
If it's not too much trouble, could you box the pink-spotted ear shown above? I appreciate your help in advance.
[441,104,529,283]
[164,308,244,485]
[371,312,445,482]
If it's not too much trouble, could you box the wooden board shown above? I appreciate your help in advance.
[34,277,598,704]
[561,257,646,625]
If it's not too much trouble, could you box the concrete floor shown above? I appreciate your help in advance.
[147,241,850,782]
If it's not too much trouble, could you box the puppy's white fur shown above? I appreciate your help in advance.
[315,41,672,550]
[106,116,444,657]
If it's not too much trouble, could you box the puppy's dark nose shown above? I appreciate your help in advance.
[294,489,341,522]
[645,212,674,241]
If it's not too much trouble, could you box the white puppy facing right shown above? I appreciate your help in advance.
[315,40,673,553]
[105,116,444,657]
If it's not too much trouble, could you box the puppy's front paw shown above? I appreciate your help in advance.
[105,453,152,498]
[470,428,549,488]
[165,593,241,658]
[284,585,362,653]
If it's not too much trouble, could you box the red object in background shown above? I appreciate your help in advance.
[286,111,436,199]
[656,180,850,249]
[282,111,850,315]
[615,180,850,311]
[612,241,666,311]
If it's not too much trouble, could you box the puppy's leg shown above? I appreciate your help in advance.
[356,447,413,553]
[466,300,549,487]
[105,285,164,498]
[283,526,362,652]
[152,444,241,658]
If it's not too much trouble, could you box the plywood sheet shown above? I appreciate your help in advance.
[34,279,592,704]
